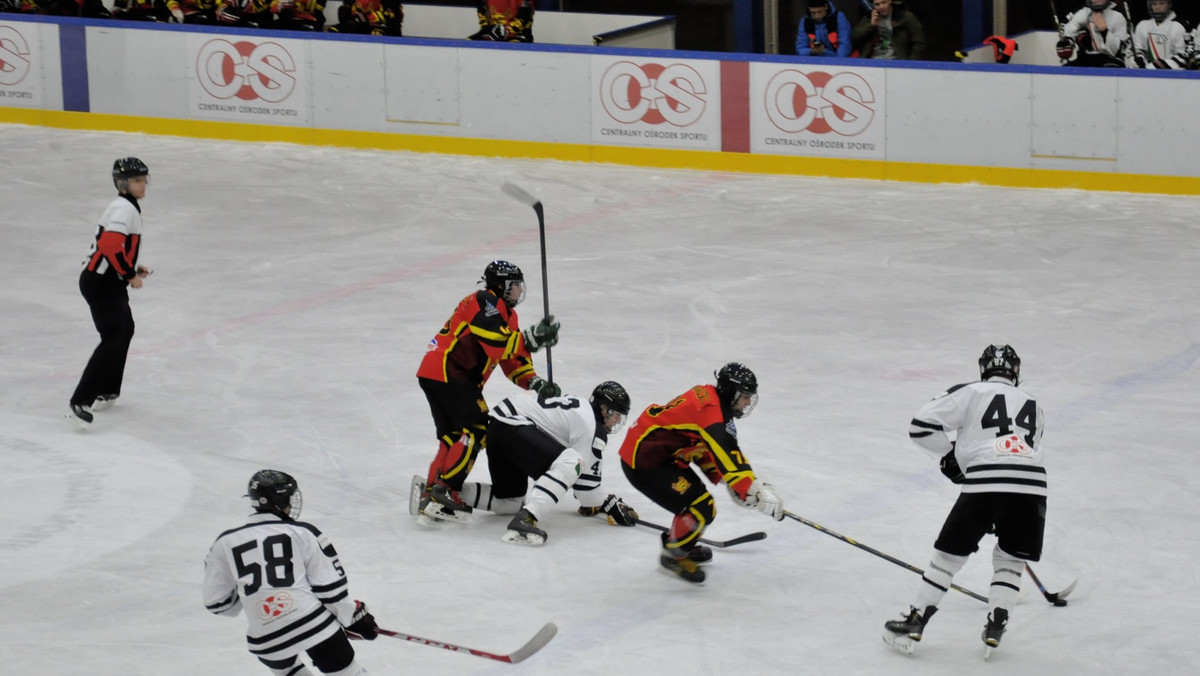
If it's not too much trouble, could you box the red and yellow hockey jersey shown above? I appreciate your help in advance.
[416,289,537,389]
[619,384,757,500]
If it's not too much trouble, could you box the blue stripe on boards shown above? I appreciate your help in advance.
[58,23,89,113]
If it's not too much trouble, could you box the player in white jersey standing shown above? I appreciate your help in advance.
[68,158,154,429]
[450,381,639,544]
[883,345,1047,657]
[204,470,380,676]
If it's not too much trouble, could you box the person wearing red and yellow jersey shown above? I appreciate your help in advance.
[415,260,560,523]
[67,158,154,429]
[620,362,784,583]
[468,0,534,43]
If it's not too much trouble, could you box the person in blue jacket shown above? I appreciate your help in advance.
[796,0,852,57]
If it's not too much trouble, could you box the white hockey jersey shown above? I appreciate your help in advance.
[908,378,1046,497]
[1063,5,1128,57]
[1133,14,1191,67]
[203,513,357,661]
[490,393,609,509]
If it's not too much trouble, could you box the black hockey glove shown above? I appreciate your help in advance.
[347,600,379,640]
[579,494,638,526]
[529,376,561,399]
[522,315,560,352]
[939,449,965,484]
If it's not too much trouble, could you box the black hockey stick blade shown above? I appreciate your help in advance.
[1025,564,1077,606]
[634,518,767,548]
[352,622,557,664]
[501,181,541,209]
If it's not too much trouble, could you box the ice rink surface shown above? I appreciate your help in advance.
[2,124,1198,675]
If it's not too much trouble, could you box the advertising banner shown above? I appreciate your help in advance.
[591,55,721,151]
[750,63,886,160]
[187,34,310,125]
[0,22,43,108]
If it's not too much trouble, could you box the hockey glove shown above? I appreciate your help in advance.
[579,494,638,526]
[1056,37,1075,60]
[751,480,784,521]
[529,376,561,399]
[347,600,378,640]
[939,449,965,484]
[522,315,560,352]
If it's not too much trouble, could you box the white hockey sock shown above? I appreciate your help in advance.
[461,481,523,514]
[523,448,581,521]
[989,545,1024,616]
[913,550,969,609]
[324,660,367,676]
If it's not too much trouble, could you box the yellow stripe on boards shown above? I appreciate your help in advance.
[3,107,1197,196]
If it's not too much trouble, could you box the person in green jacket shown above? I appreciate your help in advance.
[852,0,927,60]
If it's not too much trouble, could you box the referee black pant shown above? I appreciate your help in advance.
[71,271,135,407]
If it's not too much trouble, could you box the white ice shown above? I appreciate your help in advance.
[2,124,1198,675]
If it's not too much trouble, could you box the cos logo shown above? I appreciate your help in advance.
[196,39,296,103]
[765,70,875,136]
[0,26,32,87]
[599,62,706,127]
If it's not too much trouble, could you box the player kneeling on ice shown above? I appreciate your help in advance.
[618,363,784,584]
[204,470,381,676]
[883,345,1047,658]
[442,381,638,545]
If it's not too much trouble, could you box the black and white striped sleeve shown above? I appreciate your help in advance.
[202,541,242,617]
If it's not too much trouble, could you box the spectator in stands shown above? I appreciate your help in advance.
[214,0,272,27]
[271,0,325,30]
[796,0,851,58]
[112,0,170,21]
[165,0,218,23]
[329,0,403,36]
[852,0,926,60]
[1132,0,1191,68]
[468,0,534,43]
[1056,1,1129,67]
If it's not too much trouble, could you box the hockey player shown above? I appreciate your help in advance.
[416,260,561,523]
[1056,1,1130,67]
[328,0,403,36]
[1132,1,1192,68]
[448,381,639,544]
[618,363,785,584]
[68,158,154,429]
[204,470,380,676]
[883,345,1047,658]
[468,0,534,43]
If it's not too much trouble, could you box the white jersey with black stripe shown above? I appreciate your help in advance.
[202,512,357,661]
[490,392,609,508]
[908,377,1047,496]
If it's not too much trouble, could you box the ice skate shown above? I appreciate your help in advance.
[420,482,473,523]
[92,394,118,411]
[882,605,938,655]
[685,544,713,564]
[501,508,547,546]
[659,549,706,584]
[408,475,425,517]
[66,403,93,430]
[982,608,1007,660]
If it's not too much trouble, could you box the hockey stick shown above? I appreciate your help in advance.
[782,511,989,603]
[350,622,557,664]
[500,181,553,383]
[634,518,767,548]
[1025,564,1077,607]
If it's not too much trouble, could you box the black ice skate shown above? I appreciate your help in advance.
[659,549,706,584]
[420,482,473,524]
[982,608,1008,659]
[66,403,93,430]
[685,544,713,564]
[501,508,547,546]
[882,605,938,655]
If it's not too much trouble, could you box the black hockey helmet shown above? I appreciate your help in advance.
[979,344,1021,385]
[590,381,631,433]
[481,260,526,306]
[112,157,149,192]
[1148,0,1171,21]
[247,469,302,518]
[715,362,759,419]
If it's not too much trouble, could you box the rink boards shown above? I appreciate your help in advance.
[2,15,1199,194]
